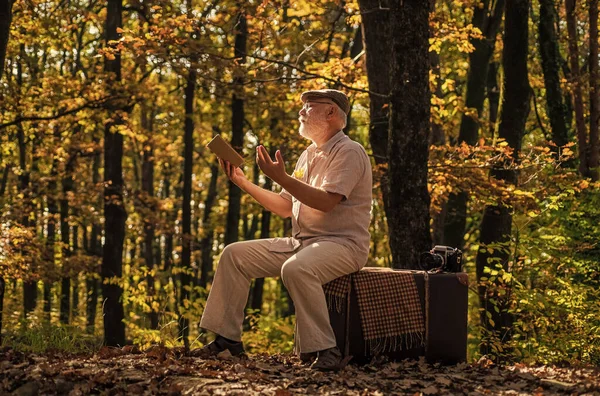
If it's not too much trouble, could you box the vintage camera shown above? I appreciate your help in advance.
[419,245,463,272]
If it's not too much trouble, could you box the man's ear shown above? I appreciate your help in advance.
[327,105,335,119]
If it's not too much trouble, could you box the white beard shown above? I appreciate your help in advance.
[299,115,329,141]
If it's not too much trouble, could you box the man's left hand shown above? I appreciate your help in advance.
[256,145,288,184]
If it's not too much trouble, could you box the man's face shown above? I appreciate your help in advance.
[298,100,334,140]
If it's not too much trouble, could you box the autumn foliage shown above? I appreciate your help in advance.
[0,0,599,367]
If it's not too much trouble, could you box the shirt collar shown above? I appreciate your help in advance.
[308,131,346,155]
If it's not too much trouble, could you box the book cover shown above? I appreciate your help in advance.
[206,135,245,167]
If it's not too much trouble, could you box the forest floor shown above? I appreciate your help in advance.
[1,346,599,395]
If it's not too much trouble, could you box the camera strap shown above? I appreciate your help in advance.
[426,267,444,275]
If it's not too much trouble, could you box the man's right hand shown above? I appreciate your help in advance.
[220,158,292,219]
[220,159,248,188]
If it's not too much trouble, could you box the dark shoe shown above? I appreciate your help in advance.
[191,335,245,358]
[310,347,343,371]
[299,351,317,363]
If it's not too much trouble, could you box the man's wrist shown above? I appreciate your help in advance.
[277,173,293,190]
[236,177,250,191]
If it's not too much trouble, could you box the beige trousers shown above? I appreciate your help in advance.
[199,237,363,353]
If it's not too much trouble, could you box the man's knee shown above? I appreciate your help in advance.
[280,259,312,284]
[218,242,246,270]
[218,241,265,278]
[221,242,240,260]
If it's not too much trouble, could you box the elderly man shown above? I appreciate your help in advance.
[199,89,372,371]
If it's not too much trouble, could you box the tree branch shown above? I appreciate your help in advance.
[0,95,131,130]
[246,52,388,98]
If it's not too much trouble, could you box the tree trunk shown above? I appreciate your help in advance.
[487,62,500,138]
[0,165,9,198]
[44,139,59,320]
[443,0,505,250]
[566,0,589,177]
[539,0,570,148]
[179,59,196,349]
[72,224,79,320]
[127,236,137,270]
[86,139,102,333]
[224,8,247,246]
[19,158,37,315]
[387,1,432,269]
[85,273,99,333]
[343,26,364,134]
[350,25,363,60]
[357,0,391,215]
[42,282,52,320]
[458,0,506,145]
[429,0,445,145]
[244,214,260,241]
[141,104,159,330]
[476,0,531,358]
[430,48,446,245]
[589,0,599,181]
[102,0,127,347]
[0,0,12,82]
[163,167,174,271]
[60,162,75,324]
[16,44,37,316]
[281,282,295,317]
[199,139,219,289]
[244,160,261,241]
[250,179,272,313]
[430,50,445,146]
[0,277,4,344]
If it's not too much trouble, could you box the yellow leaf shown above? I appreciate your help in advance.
[293,168,306,179]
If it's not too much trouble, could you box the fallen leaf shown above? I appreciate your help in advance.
[540,378,576,389]
[97,346,125,359]
[422,385,439,395]
[435,376,452,386]
[216,349,233,360]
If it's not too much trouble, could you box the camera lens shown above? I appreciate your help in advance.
[419,252,444,271]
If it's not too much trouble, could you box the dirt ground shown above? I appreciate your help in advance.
[1,346,599,395]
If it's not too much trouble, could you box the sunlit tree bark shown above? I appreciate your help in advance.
[387,1,432,269]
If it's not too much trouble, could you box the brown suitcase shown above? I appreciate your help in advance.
[326,268,468,364]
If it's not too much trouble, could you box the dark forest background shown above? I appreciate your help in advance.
[0,0,599,365]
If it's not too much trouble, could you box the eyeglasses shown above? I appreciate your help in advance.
[301,101,335,111]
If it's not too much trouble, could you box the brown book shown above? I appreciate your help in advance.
[206,134,245,167]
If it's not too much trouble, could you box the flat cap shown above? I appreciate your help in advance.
[301,89,350,115]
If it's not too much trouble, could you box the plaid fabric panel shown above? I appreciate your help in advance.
[323,274,352,313]
[353,268,425,341]
[323,274,351,299]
